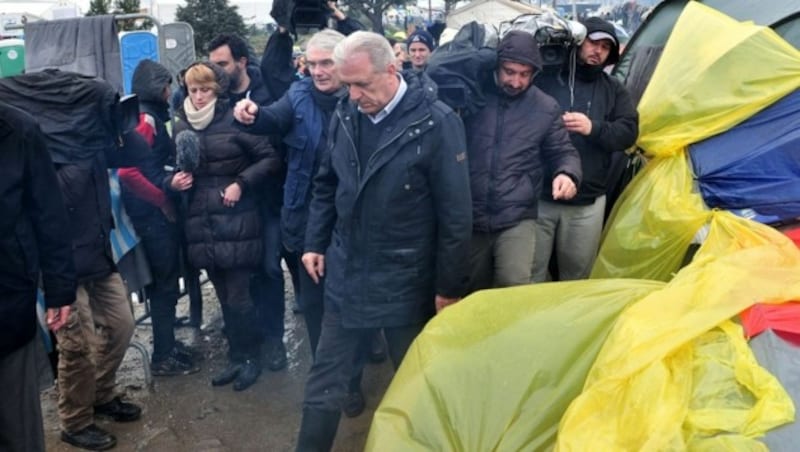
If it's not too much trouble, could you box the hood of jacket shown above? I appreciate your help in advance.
[580,17,620,66]
[131,59,172,104]
[496,30,543,73]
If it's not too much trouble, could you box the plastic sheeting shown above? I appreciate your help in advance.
[558,213,800,450]
[635,4,800,158]
[593,2,800,280]
[366,280,665,451]
[689,90,800,221]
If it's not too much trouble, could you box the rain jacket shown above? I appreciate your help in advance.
[304,71,472,328]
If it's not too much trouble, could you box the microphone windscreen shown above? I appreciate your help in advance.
[175,129,200,173]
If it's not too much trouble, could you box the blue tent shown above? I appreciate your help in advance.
[689,89,800,222]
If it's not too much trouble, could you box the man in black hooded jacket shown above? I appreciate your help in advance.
[532,17,638,282]
[465,30,582,293]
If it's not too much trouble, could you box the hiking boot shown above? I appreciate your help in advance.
[61,424,116,450]
[211,361,242,387]
[342,390,365,418]
[93,397,142,423]
[265,339,287,371]
[152,349,200,377]
[233,359,262,391]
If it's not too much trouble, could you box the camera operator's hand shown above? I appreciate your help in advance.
[562,111,593,136]
[234,99,259,125]
[552,173,577,200]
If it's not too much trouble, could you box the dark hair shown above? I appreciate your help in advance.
[207,34,249,62]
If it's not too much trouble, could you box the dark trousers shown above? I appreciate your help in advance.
[137,220,181,362]
[303,309,423,412]
[208,268,261,362]
[295,253,324,357]
[0,337,45,452]
[251,209,285,341]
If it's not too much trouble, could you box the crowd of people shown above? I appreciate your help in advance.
[0,11,638,452]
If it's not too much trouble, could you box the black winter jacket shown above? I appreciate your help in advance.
[305,72,472,328]
[536,61,638,205]
[0,103,76,358]
[465,84,582,232]
[121,60,176,223]
[175,103,281,270]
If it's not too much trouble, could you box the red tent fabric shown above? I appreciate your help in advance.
[739,226,800,343]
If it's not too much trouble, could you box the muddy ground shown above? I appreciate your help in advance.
[42,273,394,451]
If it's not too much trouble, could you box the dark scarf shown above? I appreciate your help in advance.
[311,84,346,115]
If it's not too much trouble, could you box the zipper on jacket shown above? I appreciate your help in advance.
[488,101,506,226]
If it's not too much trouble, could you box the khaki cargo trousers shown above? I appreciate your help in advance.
[55,272,134,432]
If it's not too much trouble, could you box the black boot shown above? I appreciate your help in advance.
[295,408,341,452]
[233,358,262,391]
[61,424,117,450]
[211,361,242,386]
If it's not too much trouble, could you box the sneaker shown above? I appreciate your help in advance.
[152,349,200,377]
[265,339,287,371]
[342,390,366,418]
[93,396,142,423]
[61,424,116,450]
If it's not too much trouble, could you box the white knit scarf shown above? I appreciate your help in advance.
[183,96,217,130]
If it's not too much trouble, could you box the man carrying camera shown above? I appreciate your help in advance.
[465,30,582,292]
[532,17,638,282]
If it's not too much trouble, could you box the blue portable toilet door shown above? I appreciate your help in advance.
[120,31,159,95]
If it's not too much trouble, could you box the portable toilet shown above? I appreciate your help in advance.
[120,31,159,94]
[0,39,25,78]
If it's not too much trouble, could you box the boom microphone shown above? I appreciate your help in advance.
[175,129,200,173]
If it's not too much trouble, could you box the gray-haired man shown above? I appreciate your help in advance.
[293,31,472,451]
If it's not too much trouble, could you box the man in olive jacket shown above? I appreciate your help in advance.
[465,30,582,292]
[296,31,472,451]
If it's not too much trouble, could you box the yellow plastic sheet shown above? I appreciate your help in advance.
[636,2,800,158]
[366,280,665,451]
[591,155,708,281]
[557,212,800,451]
[593,1,800,281]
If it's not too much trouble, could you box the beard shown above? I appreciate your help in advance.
[500,84,526,97]
[230,67,243,91]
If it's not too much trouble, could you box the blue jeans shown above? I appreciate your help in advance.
[251,208,285,341]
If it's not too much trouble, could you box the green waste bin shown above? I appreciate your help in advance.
[0,39,25,78]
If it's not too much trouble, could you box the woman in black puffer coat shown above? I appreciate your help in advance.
[171,62,281,391]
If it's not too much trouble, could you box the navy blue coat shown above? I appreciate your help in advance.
[304,72,472,328]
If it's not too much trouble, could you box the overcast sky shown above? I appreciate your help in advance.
[0,1,275,24]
